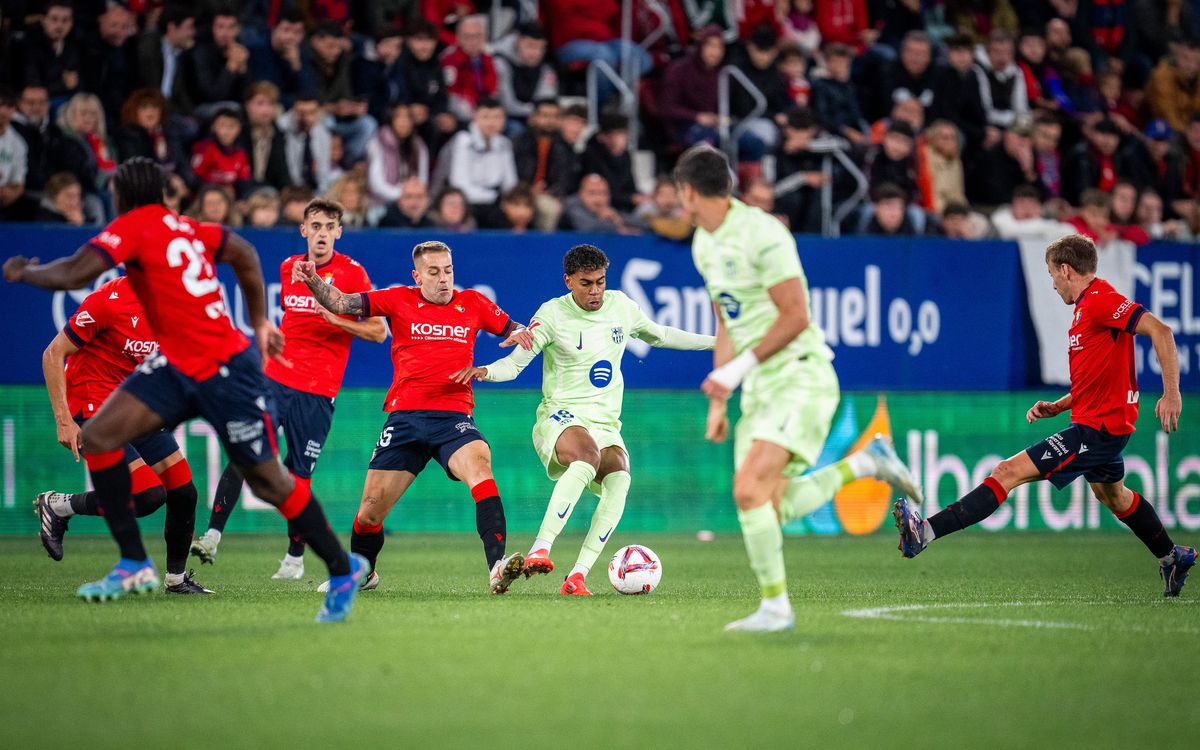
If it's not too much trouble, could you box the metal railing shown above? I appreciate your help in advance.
[717,66,766,164]
[587,59,640,149]
[773,135,870,237]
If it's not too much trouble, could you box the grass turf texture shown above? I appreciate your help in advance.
[2,532,1197,749]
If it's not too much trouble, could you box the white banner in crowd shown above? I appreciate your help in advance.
[1019,235,1138,386]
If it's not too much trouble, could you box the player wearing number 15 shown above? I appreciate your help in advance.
[2,158,367,621]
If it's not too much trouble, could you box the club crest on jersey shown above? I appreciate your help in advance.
[455,303,465,313]
[611,326,624,344]
[1074,310,1082,325]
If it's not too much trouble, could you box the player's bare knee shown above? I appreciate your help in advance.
[356,498,387,527]
[79,423,121,455]
[990,459,1022,487]
[732,475,770,510]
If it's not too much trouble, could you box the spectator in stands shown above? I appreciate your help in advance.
[938,202,972,239]
[189,184,239,225]
[1067,188,1149,245]
[309,23,376,163]
[114,88,182,174]
[279,185,314,224]
[579,112,638,213]
[241,82,291,191]
[22,1,80,102]
[947,0,1018,45]
[379,175,436,228]
[81,1,139,132]
[1051,47,1100,117]
[401,19,456,149]
[1136,189,1187,241]
[542,0,652,103]
[990,183,1072,240]
[444,97,517,222]
[880,31,936,124]
[781,0,821,55]
[324,173,368,227]
[741,179,776,214]
[922,119,965,215]
[34,172,85,224]
[422,0,478,46]
[974,30,1029,138]
[1030,114,1063,201]
[497,183,535,232]
[865,183,918,236]
[635,177,691,240]
[429,186,477,231]
[1119,118,1179,215]
[776,44,811,109]
[278,92,333,191]
[1110,180,1141,229]
[164,172,191,214]
[814,0,874,53]
[561,103,589,153]
[0,90,28,200]
[811,43,866,145]
[57,94,117,195]
[441,15,498,123]
[1176,114,1200,220]
[494,23,558,132]
[355,28,409,124]
[13,84,92,195]
[243,187,281,227]
[190,106,251,193]
[864,121,918,202]
[929,33,987,153]
[184,6,250,114]
[728,24,791,156]
[563,173,639,234]
[1016,30,1054,111]
[367,104,430,209]
[137,4,197,115]
[1097,71,1139,135]
[774,108,826,233]
[513,98,573,231]
[1062,118,1126,205]
[659,27,726,151]
[247,9,314,110]
[1147,40,1200,133]
[969,119,1038,207]
[1130,2,1197,64]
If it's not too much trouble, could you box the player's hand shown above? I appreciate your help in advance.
[56,419,82,461]
[292,260,317,283]
[317,307,346,326]
[705,398,728,443]
[501,326,534,350]
[255,320,291,368]
[1156,392,1182,433]
[450,366,488,384]
[701,376,733,402]
[3,256,36,282]
[1026,400,1061,424]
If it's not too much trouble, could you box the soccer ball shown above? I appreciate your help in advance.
[608,544,662,595]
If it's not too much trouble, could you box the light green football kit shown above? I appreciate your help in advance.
[691,199,854,605]
[481,289,713,577]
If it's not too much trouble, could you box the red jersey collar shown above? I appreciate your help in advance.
[1074,276,1100,305]
[417,286,456,305]
[311,251,338,269]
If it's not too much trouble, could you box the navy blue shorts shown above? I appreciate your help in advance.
[1026,423,1131,489]
[121,347,279,469]
[268,379,335,479]
[74,414,180,467]
[368,410,487,480]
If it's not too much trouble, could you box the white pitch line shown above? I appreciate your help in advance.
[840,601,1200,633]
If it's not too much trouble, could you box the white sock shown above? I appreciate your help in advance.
[165,572,184,586]
[846,450,875,479]
[283,553,303,564]
[529,537,553,555]
[570,563,589,578]
[1159,550,1176,565]
[923,519,936,540]
[762,591,792,613]
[47,493,75,518]
[205,529,222,544]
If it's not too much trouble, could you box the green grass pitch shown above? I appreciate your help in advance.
[1,532,1197,748]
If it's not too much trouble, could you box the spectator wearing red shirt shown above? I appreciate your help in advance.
[441,15,498,122]
[1062,118,1127,205]
[1067,188,1149,246]
[815,0,874,53]
[542,0,653,103]
[423,0,478,46]
[190,107,251,194]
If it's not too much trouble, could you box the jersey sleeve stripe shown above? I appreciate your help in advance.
[359,292,371,317]
[211,227,230,263]
[64,326,87,348]
[1124,305,1146,334]
[84,242,116,269]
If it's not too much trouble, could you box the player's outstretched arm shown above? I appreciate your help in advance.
[3,247,109,291]
[222,232,286,361]
[41,331,83,460]
[1136,312,1182,432]
[635,319,715,351]
[318,308,388,343]
[1026,395,1071,424]
[293,259,364,316]
[498,319,535,350]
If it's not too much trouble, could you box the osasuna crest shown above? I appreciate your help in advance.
[611,326,624,344]
[1074,309,1082,325]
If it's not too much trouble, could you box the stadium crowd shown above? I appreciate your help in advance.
[1,0,1199,243]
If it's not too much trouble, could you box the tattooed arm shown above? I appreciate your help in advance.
[292,260,365,316]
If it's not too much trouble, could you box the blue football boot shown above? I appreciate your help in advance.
[315,553,368,623]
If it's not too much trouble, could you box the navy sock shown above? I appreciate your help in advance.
[163,483,198,574]
[928,478,1007,539]
[475,496,506,569]
[1115,492,1175,558]
[207,464,244,533]
[87,457,147,561]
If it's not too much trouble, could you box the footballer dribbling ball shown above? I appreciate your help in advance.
[608,544,662,595]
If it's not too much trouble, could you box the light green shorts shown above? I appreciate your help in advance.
[532,405,627,480]
[734,356,840,477]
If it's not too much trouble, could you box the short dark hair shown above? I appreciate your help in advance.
[988,29,1015,45]
[476,96,502,111]
[563,244,610,275]
[673,145,733,197]
[276,8,305,25]
[749,23,779,51]
[777,43,805,63]
[501,183,534,205]
[280,185,314,205]
[517,22,547,40]
[312,21,343,39]
[563,103,588,120]
[211,106,241,124]
[1012,184,1041,201]
[303,198,344,221]
[408,19,439,40]
[1080,188,1111,209]
[210,3,238,21]
[942,202,969,218]
[823,42,854,59]
[598,111,628,133]
[872,182,907,203]
[1045,234,1098,274]
[44,171,80,199]
[533,97,559,111]
[160,3,195,31]
[945,32,973,49]
[413,240,452,261]
[114,157,166,214]
[786,107,818,130]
